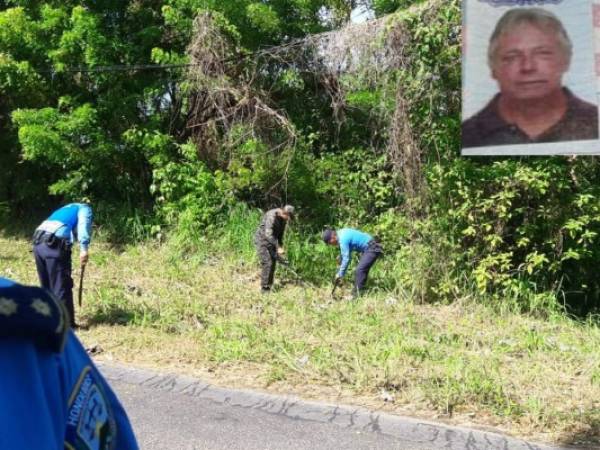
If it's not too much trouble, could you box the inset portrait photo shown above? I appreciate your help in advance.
[462,0,600,155]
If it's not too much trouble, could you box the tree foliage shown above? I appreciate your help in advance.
[1,0,599,314]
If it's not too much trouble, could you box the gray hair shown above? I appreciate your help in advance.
[282,205,295,217]
[488,8,572,68]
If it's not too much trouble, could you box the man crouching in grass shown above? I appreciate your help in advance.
[323,227,383,299]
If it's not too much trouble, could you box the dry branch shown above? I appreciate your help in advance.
[184,1,447,203]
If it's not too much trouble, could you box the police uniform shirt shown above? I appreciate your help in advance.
[0,277,138,450]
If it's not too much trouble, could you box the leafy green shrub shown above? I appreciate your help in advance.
[429,158,600,313]
[151,143,236,250]
[314,148,397,224]
[210,203,262,260]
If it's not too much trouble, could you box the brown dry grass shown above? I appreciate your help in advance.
[2,235,599,447]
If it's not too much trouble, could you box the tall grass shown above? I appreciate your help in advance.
[172,204,341,286]
[2,233,600,444]
[210,204,261,260]
[164,205,575,316]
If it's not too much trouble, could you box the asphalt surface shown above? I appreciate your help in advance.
[98,363,573,450]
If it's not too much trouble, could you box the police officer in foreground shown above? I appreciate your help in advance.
[33,202,93,327]
[322,228,383,299]
[0,277,138,450]
[254,205,295,292]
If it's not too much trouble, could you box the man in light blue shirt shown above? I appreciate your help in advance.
[322,228,383,298]
[33,203,93,327]
[0,277,138,450]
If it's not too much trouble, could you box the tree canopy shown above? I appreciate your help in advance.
[2,0,600,314]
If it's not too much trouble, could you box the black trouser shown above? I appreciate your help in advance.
[33,239,75,327]
[255,239,277,290]
[353,240,383,296]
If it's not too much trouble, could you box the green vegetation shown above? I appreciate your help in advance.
[2,233,599,446]
[2,0,599,312]
[2,0,600,445]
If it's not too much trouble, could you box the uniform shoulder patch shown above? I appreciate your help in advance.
[65,366,117,450]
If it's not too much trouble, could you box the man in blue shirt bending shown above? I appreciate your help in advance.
[0,277,139,450]
[33,202,93,327]
[322,228,383,298]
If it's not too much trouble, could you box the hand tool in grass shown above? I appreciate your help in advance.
[279,259,317,289]
[78,264,86,308]
[276,254,290,266]
[331,275,342,299]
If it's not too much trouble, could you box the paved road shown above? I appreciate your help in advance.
[99,363,572,450]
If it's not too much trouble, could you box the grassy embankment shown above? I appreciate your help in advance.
[1,232,599,447]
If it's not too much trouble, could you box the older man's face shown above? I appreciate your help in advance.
[491,22,569,102]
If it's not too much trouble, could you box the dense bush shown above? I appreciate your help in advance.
[1,0,599,314]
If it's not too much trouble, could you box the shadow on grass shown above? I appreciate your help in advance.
[0,220,37,240]
[557,415,600,449]
[278,272,321,290]
[277,263,329,288]
[86,304,136,327]
[103,241,127,254]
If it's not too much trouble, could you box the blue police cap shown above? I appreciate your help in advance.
[0,278,69,353]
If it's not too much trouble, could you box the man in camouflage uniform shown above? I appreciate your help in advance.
[254,205,294,292]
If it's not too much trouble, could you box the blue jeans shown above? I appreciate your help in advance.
[353,240,383,296]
